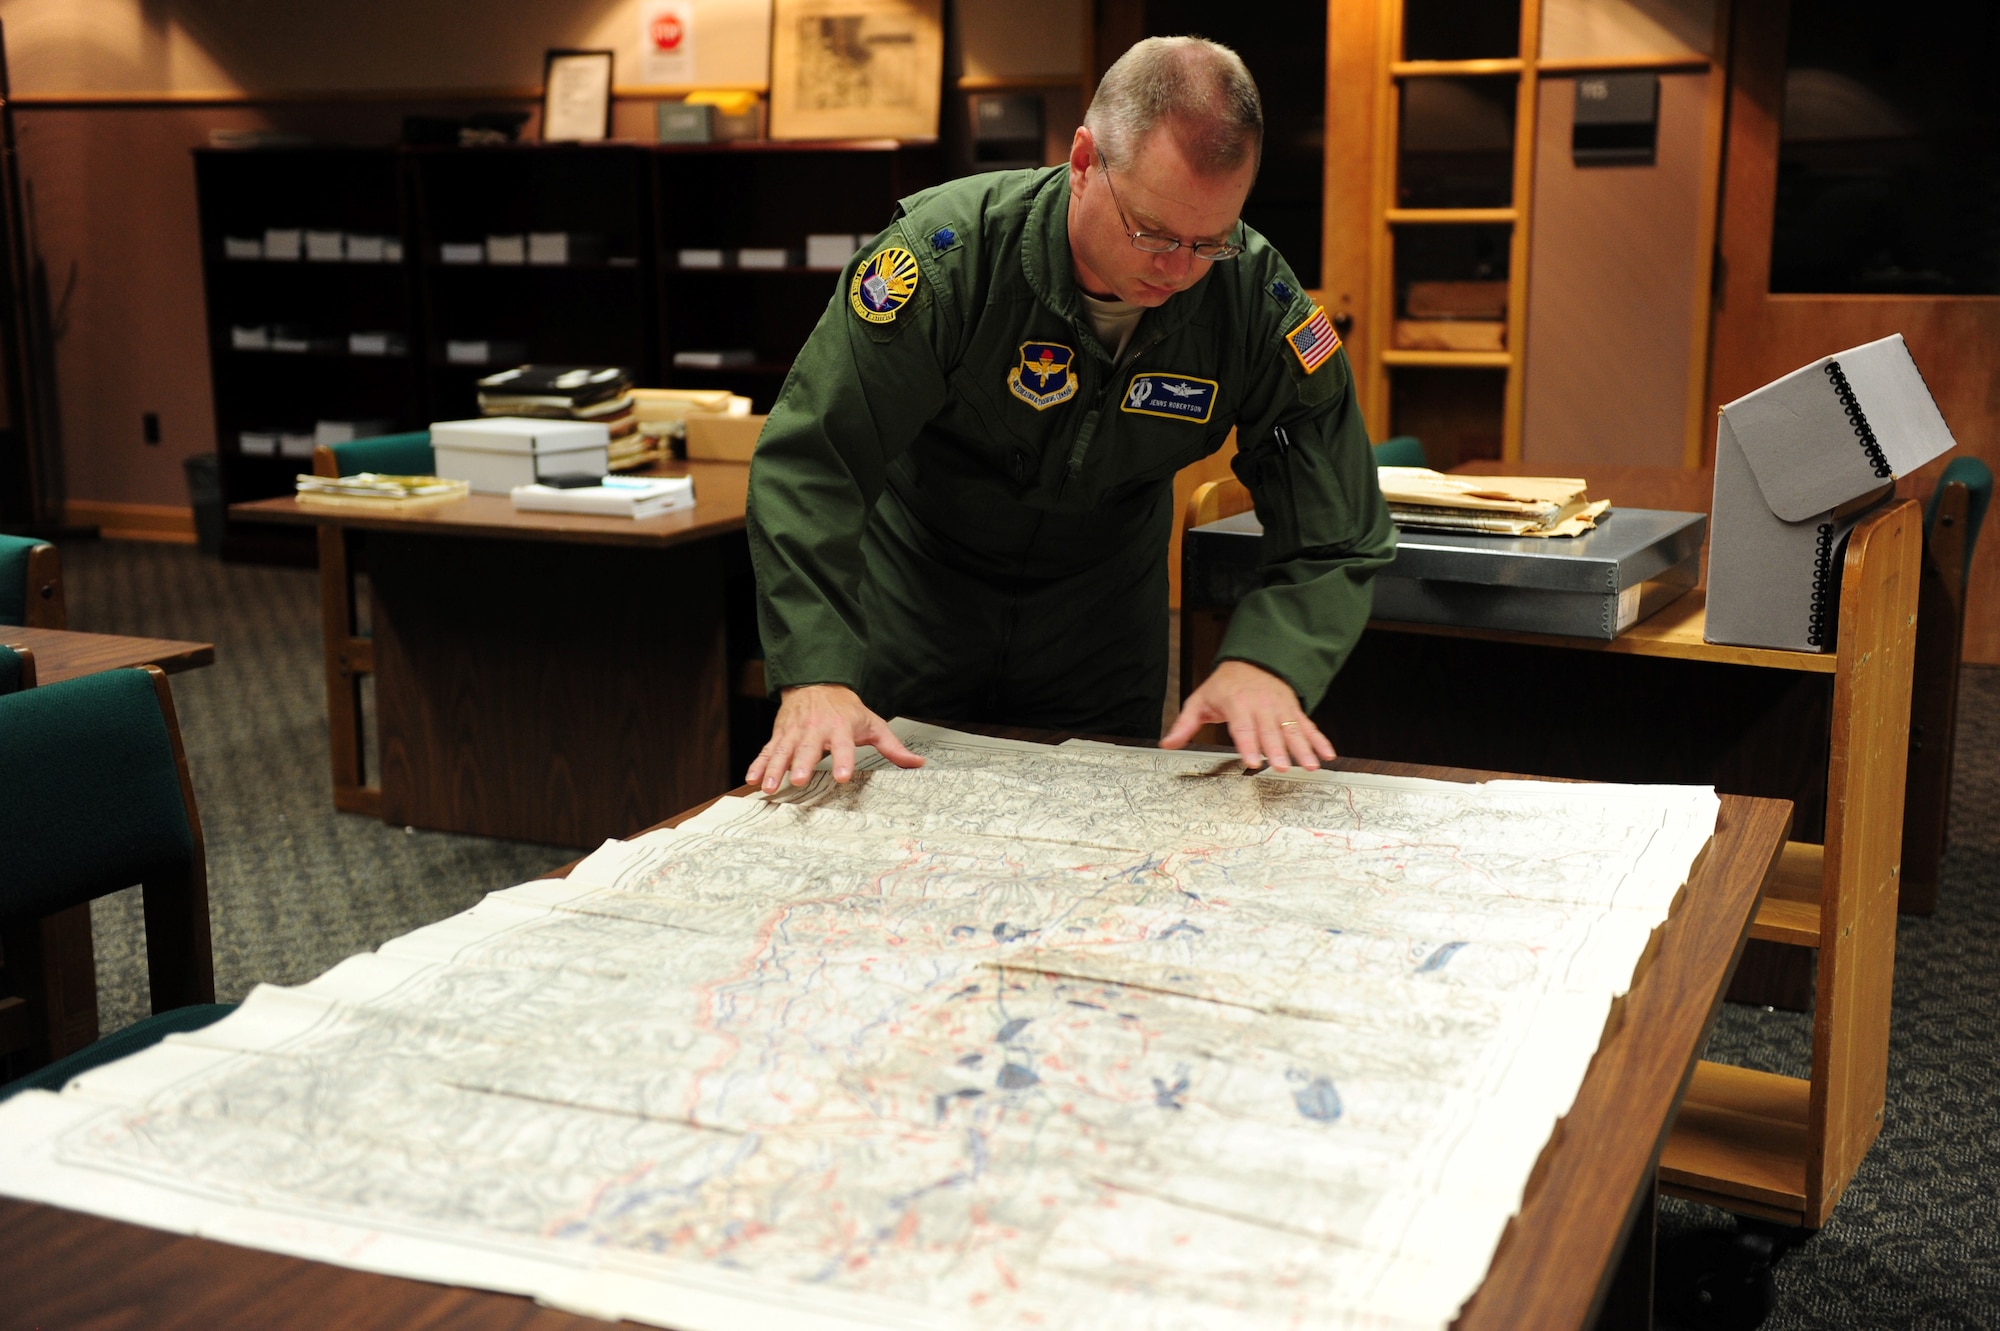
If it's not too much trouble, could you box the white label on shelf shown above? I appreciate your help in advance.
[447,340,492,365]
[263,228,302,260]
[528,232,569,265]
[440,242,484,265]
[305,230,345,261]
[486,235,527,265]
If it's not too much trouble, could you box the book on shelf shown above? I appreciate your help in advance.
[510,475,694,519]
[295,472,470,510]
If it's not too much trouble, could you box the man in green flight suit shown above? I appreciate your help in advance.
[745,35,1395,791]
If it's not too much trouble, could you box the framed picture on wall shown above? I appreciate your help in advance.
[768,0,944,142]
[542,49,616,142]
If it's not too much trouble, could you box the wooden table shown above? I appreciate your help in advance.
[232,461,751,849]
[0,752,1791,1331]
[0,625,214,686]
[1184,464,1923,1229]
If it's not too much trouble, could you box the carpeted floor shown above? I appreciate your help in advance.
[61,540,568,1035]
[51,538,2000,1326]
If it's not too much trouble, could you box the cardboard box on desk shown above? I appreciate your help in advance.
[1707,334,1956,652]
[685,412,767,462]
[431,417,609,493]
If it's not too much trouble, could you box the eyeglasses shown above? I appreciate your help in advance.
[1098,161,1244,262]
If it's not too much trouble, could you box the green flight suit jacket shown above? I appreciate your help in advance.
[747,165,1395,717]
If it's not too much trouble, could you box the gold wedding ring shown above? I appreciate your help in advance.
[1279,721,1300,729]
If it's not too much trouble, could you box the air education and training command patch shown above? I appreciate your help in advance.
[1007,341,1078,410]
[1121,372,1218,424]
[850,246,920,324]
[1285,304,1341,375]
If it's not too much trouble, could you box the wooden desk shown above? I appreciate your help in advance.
[0,626,214,686]
[232,462,751,848]
[1184,470,1923,1228]
[0,758,1792,1331]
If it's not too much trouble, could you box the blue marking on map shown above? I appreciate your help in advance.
[1159,920,1205,939]
[1152,1073,1191,1110]
[958,1052,984,1067]
[948,983,980,999]
[932,1088,984,1120]
[997,1017,1031,1042]
[1417,941,1468,973]
[1293,1076,1343,1123]
[997,1063,1040,1090]
[951,925,977,938]
[992,922,1035,943]
[1067,999,1105,1010]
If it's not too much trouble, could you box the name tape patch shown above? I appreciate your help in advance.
[1121,373,1218,424]
[850,246,920,323]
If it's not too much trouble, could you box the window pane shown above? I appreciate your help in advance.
[1770,0,2000,294]
[1403,0,1520,62]
[1398,76,1516,209]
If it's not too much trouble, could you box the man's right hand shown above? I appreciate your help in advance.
[746,684,926,792]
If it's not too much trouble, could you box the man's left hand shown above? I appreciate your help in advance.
[1160,660,1334,772]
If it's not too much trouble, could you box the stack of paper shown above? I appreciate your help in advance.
[1378,466,1611,537]
[510,475,694,519]
[295,473,469,510]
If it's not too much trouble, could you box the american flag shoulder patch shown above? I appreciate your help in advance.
[1285,305,1340,375]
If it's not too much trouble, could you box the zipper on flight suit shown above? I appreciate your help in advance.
[1056,326,1172,495]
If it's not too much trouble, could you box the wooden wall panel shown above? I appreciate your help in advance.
[1520,71,1710,468]
[1708,0,2000,663]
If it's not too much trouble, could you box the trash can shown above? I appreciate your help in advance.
[183,453,224,556]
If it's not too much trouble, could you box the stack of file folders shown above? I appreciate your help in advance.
[1378,467,1611,538]
[295,473,469,511]
[476,365,656,470]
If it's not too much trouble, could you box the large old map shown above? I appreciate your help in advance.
[0,724,1718,1330]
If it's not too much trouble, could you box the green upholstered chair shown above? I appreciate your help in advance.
[0,666,223,1092]
[1371,435,1428,469]
[310,431,432,816]
[0,532,66,627]
[1901,455,1994,913]
[321,430,434,479]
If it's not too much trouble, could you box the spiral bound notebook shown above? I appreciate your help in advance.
[1707,333,1956,653]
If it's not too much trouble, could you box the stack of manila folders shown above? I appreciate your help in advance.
[510,474,694,519]
[1378,466,1610,537]
[294,473,468,511]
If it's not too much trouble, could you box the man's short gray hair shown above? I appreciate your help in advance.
[1086,36,1263,177]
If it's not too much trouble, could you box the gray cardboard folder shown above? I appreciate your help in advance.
[1706,333,1956,652]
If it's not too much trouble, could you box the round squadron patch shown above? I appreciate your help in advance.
[850,246,920,323]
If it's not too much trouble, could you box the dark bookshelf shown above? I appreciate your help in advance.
[653,141,943,412]
[193,139,944,559]
[194,146,419,560]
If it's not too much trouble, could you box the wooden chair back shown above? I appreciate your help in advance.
[1807,498,1922,1220]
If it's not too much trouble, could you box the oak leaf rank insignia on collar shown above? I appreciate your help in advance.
[850,246,920,323]
[1007,340,1078,410]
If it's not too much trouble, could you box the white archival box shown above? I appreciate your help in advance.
[1706,333,1956,652]
[430,418,610,494]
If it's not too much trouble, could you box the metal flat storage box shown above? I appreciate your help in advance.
[1186,507,1707,640]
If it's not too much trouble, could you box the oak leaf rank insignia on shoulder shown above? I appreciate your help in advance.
[850,246,920,323]
[1285,304,1341,375]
